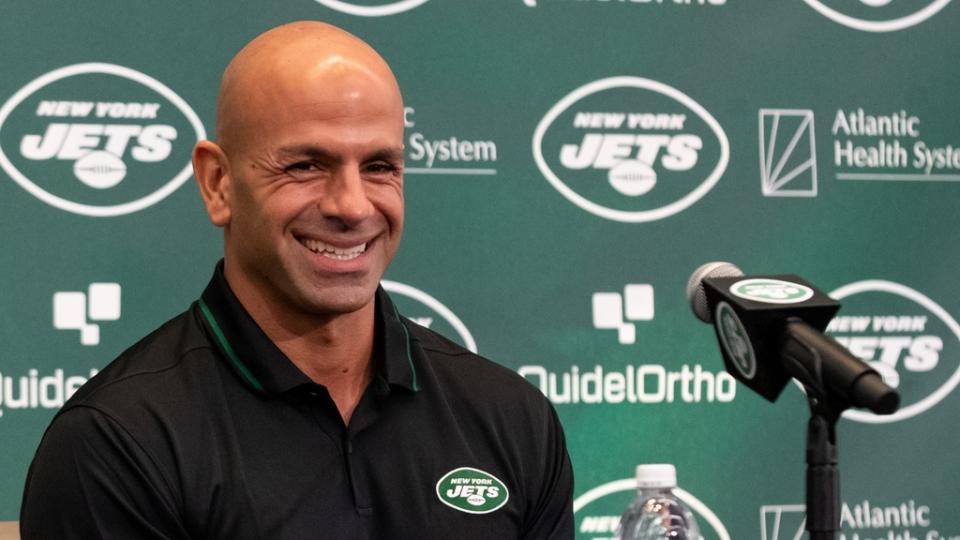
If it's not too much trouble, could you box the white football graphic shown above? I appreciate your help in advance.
[73,150,127,189]
[467,495,486,506]
[608,159,656,196]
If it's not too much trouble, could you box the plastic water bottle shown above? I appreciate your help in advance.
[616,464,702,540]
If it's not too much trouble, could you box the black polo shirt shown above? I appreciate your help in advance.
[21,265,574,539]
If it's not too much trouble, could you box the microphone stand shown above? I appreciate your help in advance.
[802,384,844,540]
[780,322,849,540]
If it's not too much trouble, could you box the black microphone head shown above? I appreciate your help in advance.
[687,261,743,323]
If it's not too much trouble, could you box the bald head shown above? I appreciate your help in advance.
[215,21,403,153]
[192,20,407,326]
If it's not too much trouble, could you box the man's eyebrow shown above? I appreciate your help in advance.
[275,145,337,162]
[274,145,405,163]
[366,148,405,163]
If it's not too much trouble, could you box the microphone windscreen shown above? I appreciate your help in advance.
[686,261,743,323]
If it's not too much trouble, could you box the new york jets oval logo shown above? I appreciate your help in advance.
[716,302,756,380]
[0,63,205,217]
[828,280,960,424]
[436,467,509,514]
[314,0,430,16]
[730,278,814,304]
[532,76,729,223]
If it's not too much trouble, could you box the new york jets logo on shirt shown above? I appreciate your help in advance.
[436,467,509,514]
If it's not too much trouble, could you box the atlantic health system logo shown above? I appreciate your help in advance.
[759,106,960,194]
[0,63,205,216]
[802,0,954,32]
[533,77,729,223]
[761,499,953,540]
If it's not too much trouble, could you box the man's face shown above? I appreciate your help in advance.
[221,64,405,318]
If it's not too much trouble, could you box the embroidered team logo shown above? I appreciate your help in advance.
[436,467,509,514]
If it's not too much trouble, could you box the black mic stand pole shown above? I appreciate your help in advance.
[802,385,843,540]
[780,320,848,540]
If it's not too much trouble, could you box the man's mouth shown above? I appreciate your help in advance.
[297,237,368,261]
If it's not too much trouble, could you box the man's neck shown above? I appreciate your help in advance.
[224,268,376,425]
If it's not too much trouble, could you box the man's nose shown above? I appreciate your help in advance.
[318,166,372,225]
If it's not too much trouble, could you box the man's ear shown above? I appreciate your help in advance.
[192,140,232,227]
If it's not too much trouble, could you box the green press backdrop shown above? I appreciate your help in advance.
[1,1,958,538]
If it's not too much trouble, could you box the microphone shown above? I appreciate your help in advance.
[687,262,899,415]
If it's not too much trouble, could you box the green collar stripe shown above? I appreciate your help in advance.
[198,297,265,393]
[391,301,420,392]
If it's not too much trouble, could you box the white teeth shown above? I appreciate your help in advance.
[300,238,367,260]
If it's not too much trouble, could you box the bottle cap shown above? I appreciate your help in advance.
[635,464,677,488]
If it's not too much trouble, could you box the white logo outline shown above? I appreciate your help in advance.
[52,282,121,346]
[829,280,960,423]
[0,63,206,217]
[758,109,817,198]
[532,76,730,223]
[592,284,655,345]
[382,280,478,353]
[760,504,807,540]
[802,0,953,32]
[315,0,429,16]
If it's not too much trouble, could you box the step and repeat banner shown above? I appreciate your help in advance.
[1,1,958,538]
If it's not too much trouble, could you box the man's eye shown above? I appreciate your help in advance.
[366,162,401,174]
[286,162,317,172]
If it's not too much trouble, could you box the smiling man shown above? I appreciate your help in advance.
[21,21,573,539]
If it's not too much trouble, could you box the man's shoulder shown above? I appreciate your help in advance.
[401,317,553,410]
[63,304,219,415]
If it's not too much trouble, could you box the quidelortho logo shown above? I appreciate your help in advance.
[759,109,817,197]
[0,368,99,419]
[715,302,757,380]
[826,280,960,423]
[761,500,951,540]
[314,0,428,16]
[574,477,729,540]
[522,0,726,8]
[802,0,953,32]
[53,283,121,346]
[436,467,509,515]
[533,77,729,222]
[382,280,478,353]
[0,63,205,217]
[519,286,736,405]
[592,284,654,345]
[403,106,498,176]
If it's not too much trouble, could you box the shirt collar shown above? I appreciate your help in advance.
[196,262,420,396]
